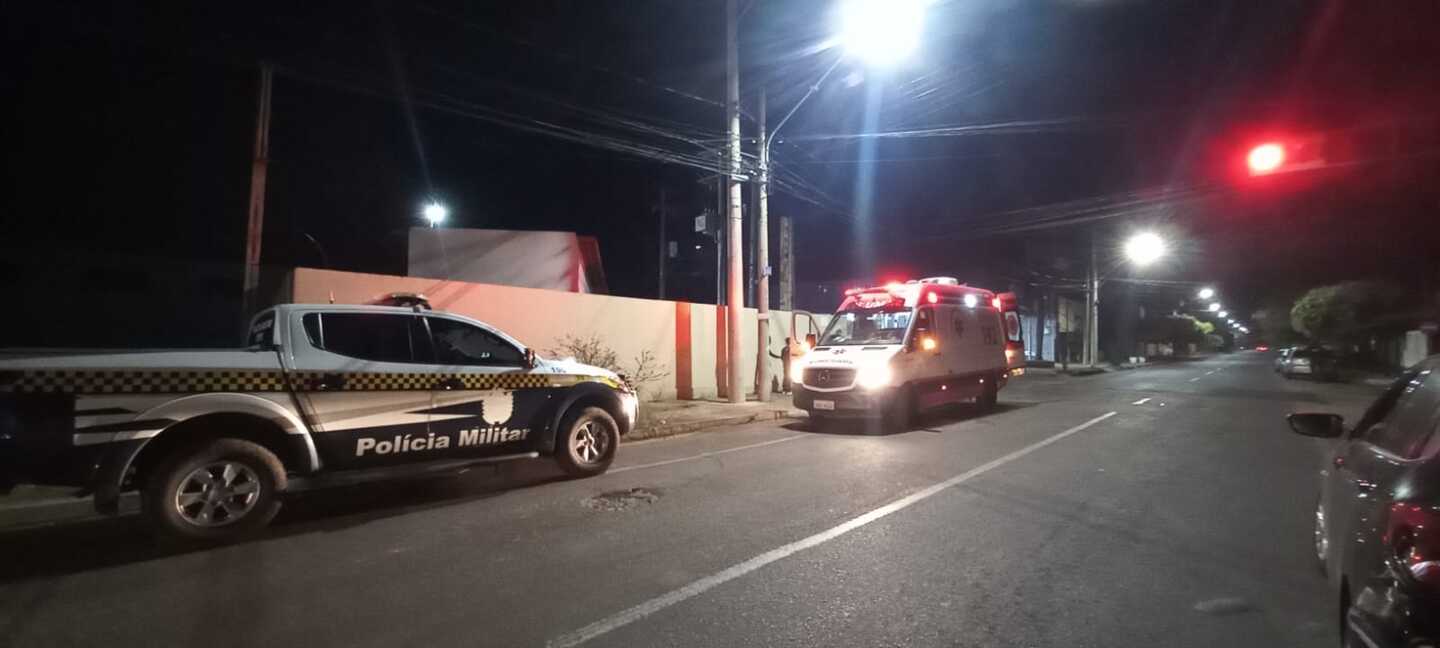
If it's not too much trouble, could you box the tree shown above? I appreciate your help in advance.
[1290,281,1412,345]
[1137,313,1210,352]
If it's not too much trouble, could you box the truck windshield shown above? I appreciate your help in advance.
[817,306,913,346]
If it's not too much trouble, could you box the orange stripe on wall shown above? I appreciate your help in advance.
[674,302,693,400]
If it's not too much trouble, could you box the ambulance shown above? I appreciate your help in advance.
[791,277,1025,431]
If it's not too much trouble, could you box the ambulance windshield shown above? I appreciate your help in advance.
[817,305,913,346]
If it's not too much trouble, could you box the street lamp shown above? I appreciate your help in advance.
[748,2,928,401]
[422,201,448,228]
[1197,287,1215,300]
[1122,232,1167,267]
[1218,310,1228,318]
[839,0,926,67]
[1208,303,1221,312]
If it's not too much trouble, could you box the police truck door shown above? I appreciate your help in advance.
[424,315,548,459]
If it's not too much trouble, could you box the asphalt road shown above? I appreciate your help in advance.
[0,352,1386,647]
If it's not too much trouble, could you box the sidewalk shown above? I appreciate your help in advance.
[630,395,805,442]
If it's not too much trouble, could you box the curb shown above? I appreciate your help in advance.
[627,409,805,442]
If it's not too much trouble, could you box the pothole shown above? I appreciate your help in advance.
[583,487,661,511]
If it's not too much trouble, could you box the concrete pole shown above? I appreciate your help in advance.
[1086,229,1100,366]
[755,87,772,401]
[724,0,745,403]
[778,215,794,311]
[241,64,273,330]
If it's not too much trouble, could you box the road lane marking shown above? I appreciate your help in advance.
[548,411,1120,648]
[608,434,807,475]
[1205,370,1216,375]
[1188,377,1201,382]
[1131,398,1151,405]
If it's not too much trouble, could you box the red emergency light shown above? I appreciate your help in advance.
[1247,142,1285,175]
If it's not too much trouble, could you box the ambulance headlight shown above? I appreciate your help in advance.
[790,357,806,382]
[855,364,893,390]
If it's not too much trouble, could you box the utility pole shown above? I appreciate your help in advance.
[778,215,794,311]
[241,64,273,329]
[657,186,667,299]
[755,87,772,401]
[1086,229,1100,366]
[724,0,745,403]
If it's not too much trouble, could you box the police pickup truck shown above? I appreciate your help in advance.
[0,298,638,540]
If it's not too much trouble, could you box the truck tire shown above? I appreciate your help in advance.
[141,438,285,542]
[880,385,915,434]
[555,406,619,477]
[977,374,999,412]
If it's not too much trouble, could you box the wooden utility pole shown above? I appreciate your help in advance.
[241,64,273,327]
[657,186,667,299]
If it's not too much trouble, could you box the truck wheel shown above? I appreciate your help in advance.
[141,438,285,542]
[977,375,999,412]
[880,385,914,434]
[555,406,619,477]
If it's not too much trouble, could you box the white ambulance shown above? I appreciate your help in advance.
[791,277,1025,431]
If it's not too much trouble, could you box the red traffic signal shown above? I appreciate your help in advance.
[1247,142,1285,175]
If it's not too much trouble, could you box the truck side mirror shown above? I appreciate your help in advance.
[1286,412,1344,438]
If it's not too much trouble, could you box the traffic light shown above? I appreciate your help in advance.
[1246,142,1285,175]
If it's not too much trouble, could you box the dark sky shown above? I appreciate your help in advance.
[4,0,1438,325]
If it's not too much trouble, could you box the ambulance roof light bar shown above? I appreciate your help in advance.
[916,277,961,285]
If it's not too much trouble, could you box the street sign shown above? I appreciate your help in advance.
[668,241,678,258]
[694,213,706,233]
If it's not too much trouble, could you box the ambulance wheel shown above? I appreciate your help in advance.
[977,374,999,412]
[881,385,915,433]
[555,406,619,477]
[141,438,285,542]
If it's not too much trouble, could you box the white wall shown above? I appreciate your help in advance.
[289,268,828,401]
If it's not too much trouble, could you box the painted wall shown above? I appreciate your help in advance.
[289,268,830,401]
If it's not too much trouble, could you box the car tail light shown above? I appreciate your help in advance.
[1386,503,1440,588]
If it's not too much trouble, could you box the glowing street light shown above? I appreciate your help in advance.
[1208,303,1221,312]
[422,201,448,227]
[1218,311,1229,318]
[1123,231,1167,267]
[1247,142,1285,175]
[839,0,926,67]
[1197,287,1215,300]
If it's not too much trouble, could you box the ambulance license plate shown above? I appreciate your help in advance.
[813,400,835,411]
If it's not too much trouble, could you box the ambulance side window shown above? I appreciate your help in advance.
[909,308,934,348]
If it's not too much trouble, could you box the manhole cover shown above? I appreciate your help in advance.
[583,487,661,511]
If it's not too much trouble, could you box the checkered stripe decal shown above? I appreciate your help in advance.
[0,369,614,394]
[0,370,290,394]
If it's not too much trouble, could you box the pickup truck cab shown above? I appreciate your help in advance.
[0,300,638,540]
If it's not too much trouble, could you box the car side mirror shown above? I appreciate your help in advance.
[1287,413,1344,438]
[524,347,537,369]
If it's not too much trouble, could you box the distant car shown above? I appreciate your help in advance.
[1287,357,1440,648]
[1275,347,1294,372]
[1279,347,1340,381]
[1256,345,1270,352]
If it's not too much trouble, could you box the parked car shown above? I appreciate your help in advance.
[1279,346,1341,381]
[0,298,638,541]
[1287,356,1440,648]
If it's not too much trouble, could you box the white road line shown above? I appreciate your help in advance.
[1131,398,1151,405]
[608,434,808,475]
[1188,377,1201,382]
[1205,370,1216,375]
[548,411,1120,648]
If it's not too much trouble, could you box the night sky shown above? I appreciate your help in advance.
[3,0,1438,346]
